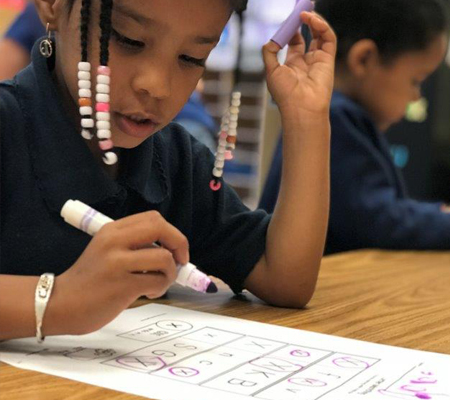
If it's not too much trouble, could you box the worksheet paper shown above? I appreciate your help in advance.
[0,304,448,400]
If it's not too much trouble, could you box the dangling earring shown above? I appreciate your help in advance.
[39,23,53,58]
[210,91,241,191]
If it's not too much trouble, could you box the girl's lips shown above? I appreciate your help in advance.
[115,112,159,139]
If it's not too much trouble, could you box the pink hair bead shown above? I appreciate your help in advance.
[97,66,111,76]
[210,180,222,191]
[225,151,234,160]
[219,131,227,140]
[96,102,110,112]
[99,139,114,151]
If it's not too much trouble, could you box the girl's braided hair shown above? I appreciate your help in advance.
[68,0,248,64]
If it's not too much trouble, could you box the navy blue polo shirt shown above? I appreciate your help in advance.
[0,42,270,293]
[326,91,450,253]
[260,90,450,253]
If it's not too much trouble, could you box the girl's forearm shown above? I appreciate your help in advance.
[265,114,331,306]
[0,275,65,341]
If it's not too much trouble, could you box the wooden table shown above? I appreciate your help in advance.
[1,250,450,399]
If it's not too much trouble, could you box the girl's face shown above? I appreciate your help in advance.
[53,0,230,148]
[356,34,448,132]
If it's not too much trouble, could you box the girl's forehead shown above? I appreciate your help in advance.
[119,1,226,29]
[64,0,230,45]
[115,0,229,27]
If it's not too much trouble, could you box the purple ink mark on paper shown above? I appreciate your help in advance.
[168,367,200,378]
[290,349,311,357]
[416,393,432,399]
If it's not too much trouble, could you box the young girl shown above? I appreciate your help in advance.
[261,0,450,254]
[0,0,336,341]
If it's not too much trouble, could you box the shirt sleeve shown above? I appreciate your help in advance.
[4,4,46,53]
[188,140,271,294]
[328,108,450,253]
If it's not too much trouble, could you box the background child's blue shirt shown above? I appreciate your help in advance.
[0,42,270,293]
[4,3,45,52]
[260,91,450,253]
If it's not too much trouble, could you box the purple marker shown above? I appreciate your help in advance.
[271,0,314,48]
[61,200,218,294]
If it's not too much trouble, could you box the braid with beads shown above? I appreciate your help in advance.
[78,0,95,143]
[77,0,117,165]
[95,0,117,165]
[99,0,113,67]
[80,0,91,62]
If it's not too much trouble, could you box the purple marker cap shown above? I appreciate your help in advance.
[271,0,314,48]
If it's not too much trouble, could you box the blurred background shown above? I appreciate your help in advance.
[1,0,450,208]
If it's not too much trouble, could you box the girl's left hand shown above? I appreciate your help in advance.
[263,12,337,116]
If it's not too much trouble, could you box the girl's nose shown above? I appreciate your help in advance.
[131,63,172,100]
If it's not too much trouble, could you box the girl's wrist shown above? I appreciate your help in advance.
[281,110,331,136]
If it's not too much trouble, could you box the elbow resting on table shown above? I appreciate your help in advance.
[249,258,319,309]
[268,279,317,309]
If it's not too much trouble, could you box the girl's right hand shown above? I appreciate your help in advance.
[46,211,189,336]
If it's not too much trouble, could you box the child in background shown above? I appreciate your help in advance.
[0,1,45,80]
[261,0,450,254]
[0,0,336,341]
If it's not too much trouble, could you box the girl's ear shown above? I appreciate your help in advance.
[346,39,380,78]
[34,0,66,31]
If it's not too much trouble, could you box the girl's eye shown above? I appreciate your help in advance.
[180,55,206,68]
[111,28,145,50]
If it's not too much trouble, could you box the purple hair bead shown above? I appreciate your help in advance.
[271,0,314,48]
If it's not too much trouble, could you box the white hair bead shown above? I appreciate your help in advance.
[229,121,238,130]
[96,84,110,94]
[78,62,91,71]
[214,160,225,169]
[97,75,111,85]
[78,71,91,80]
[216,152,225,161]
[97,129,112,139]
[81,118,94,128]
[96,120,111,130]
[80,106,93,116]
[78,80,91,89]
[96,112,110,121]
[213,168,223,178]
[103,151,118,165]
[96,93,110,103]
[81,129,93,140]
[79,89,91,98]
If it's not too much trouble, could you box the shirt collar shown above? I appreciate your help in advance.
[15,40,168,214]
